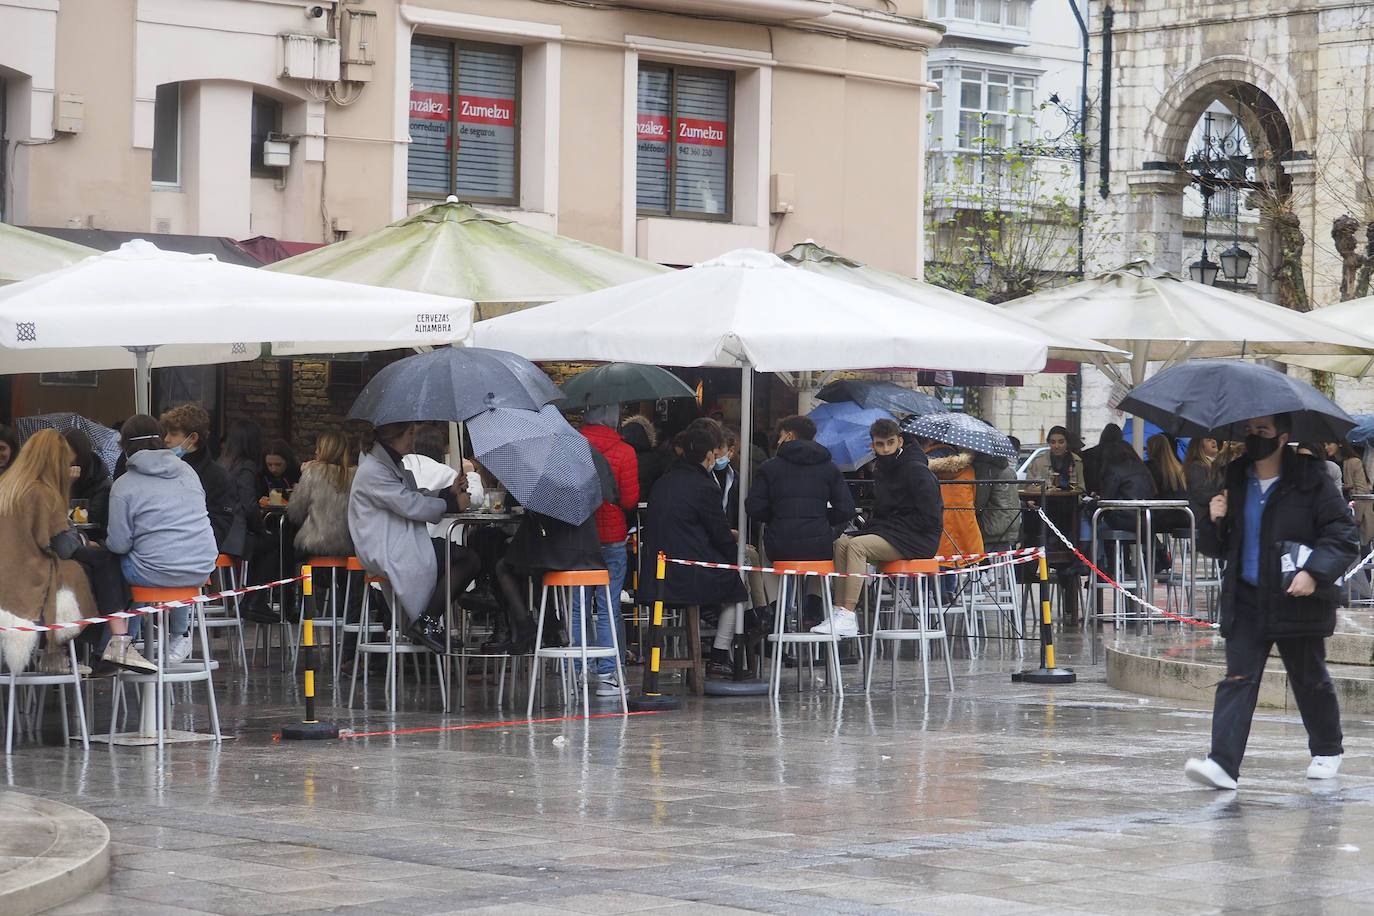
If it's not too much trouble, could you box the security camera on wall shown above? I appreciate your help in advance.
[305,4,326,18]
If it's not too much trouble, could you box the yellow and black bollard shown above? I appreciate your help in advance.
[628,552,681,712]
[1013,554,1076,684]
[282,565,339,739]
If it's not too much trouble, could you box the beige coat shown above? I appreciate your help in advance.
[1342,456,1374,545]
[0,487,93,671]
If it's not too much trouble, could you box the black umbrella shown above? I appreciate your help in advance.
[556,362,696,409]
[1116,359,1356,442]
[346,346,563,425]
[816,379,947,416]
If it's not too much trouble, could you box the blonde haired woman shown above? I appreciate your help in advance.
[289,430,356,559]
[0,430,122,673]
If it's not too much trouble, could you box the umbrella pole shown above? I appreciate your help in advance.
[1130,344,1148,457]
[130,346,153,415]
[737,364,752,572]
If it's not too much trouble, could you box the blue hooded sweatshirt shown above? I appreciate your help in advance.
[106,448,220,587]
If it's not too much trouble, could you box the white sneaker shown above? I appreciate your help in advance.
[164,634,194,665]
[101,634,157,674]
[810,608,859,637]
[1307,754,1343,779]
[595,674,622,698]
[1184,756,1238,790]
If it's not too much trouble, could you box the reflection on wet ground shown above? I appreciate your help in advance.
[9,630,1374,914]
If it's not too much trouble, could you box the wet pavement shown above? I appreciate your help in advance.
[8,631,1374,915]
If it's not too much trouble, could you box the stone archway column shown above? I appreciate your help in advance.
[1123,170,1192,272]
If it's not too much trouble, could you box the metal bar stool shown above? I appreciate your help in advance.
[346,563,447,712]
[3,640,89,754]
[111,585,221,747]
[200,554,248,670]
[866,559,954,695]
[526,569,628,719]
[294,556,350,682]
[767,560,847,700]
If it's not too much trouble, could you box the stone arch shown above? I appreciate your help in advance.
[1140,56,1310,167]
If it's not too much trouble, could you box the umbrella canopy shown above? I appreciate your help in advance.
[816,379,947,416]
[15,412,121,474]
[465,404,601,525]
[1272,296,1374,378]
[807,401,894,471]
[899,412,1016,460]
[0,223,99,286]
[556,362,696,410]
[1116,359,1356,442]
[267,198,669,316]
[345,346,563,426]
[0,240,474,412]
[780,240,1123,363]
[1347,414,1374,447]
[473,248,1051,373]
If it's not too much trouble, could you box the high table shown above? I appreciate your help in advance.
[1086,498,1197,628]
[441,508,523,708]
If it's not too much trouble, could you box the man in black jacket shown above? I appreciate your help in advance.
[814,418,943,637]
[1185,413,1358,790]
[746,415,856,562]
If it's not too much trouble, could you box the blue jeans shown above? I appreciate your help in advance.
[118,556,188,638]
[569,541,627,677]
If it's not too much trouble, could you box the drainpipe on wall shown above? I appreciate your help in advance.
[1099,5,1113,199]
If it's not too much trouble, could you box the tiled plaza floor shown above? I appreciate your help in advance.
[7,632,1374,914]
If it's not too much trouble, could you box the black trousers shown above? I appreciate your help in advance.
[1210,583,1343,779]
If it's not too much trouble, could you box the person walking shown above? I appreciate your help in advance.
[1185,413,1359,789]
[814,418,943,637]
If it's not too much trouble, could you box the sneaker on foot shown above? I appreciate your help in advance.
[164,634,194,665]
[35,653,91,677]
[596,674,622,698]
[101,634,157,674]
[1184,756,1238,790]
[810,608,858,637]
[1307,754,1343,779]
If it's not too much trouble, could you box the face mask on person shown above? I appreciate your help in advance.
[170,444,188,459]
[713,455,731,470]
[874,449,902,470]
[1244,433,1281,461]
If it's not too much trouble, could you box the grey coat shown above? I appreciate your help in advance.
[289,463,355,558]
[348,444,447,622]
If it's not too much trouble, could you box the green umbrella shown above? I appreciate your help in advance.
[557,362,696,409]
[268,198,668,317]
[0,223,98,286]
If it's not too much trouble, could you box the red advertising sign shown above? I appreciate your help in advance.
[408,90,450,121]
[676,117,727,147]
[457,94,515,127]
[637,114,670,141]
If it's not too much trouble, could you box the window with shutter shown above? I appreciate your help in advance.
[407,38,520,204]
[636,64,732,221]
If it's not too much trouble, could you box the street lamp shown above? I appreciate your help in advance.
[1218,243,1252,281]
[1189,252,1221,286]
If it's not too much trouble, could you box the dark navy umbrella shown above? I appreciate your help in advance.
[15,412,121,474]
[1117,359,1356,442]
[900,412,1016,460]
[465,405,601,525]
[807,401,894,471]
[816,379,947,416]
[346,346,563,425]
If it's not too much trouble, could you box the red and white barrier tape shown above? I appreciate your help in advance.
[1340,545,1374,585]
[662,546,1044,579]
[1035,507,1216,629]
[0,574,306,633]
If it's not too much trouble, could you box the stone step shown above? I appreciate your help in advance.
[1105,629,1374,713]
[0,790,109,915]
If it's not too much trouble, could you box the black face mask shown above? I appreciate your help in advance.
[874,449,902,470]
[1245,433,1281,461]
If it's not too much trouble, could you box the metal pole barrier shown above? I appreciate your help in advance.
[283,565,338,739]
[628,552,680,712]
[1013,554,1076,684]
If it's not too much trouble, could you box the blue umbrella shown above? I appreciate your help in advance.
[1348,414,1374,446]
[16,412,121,475]
[465,405,601,525]
[807,401,894,471]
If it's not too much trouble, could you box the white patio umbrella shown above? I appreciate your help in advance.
[1000,260,1374,448]
[1273,295,1374,378]
[0,240,474,412]
[0,223,99,286]
[474,248,1055,565]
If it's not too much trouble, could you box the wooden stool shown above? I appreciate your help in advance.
[656,605,704,696]
[768,560,847,699]
[113,585,221,746]
[527,569,627,718]
[866,559,953,696]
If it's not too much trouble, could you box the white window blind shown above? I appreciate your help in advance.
[636,66,731,219]
[407,39,519,203]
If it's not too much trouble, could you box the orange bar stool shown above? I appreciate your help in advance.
[767,560,849,700]
[198,555,248,670]
[866,559,954,696]
[526,569,627,719]
[294,556,350,681]
[345,560,447,713]
[111,585,221,746]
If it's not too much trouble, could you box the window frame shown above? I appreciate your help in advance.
[151,82,182,187]
[407,36,523,207]
[250,93,284,180]
[635,62,735,223]
[952,67,1036,152]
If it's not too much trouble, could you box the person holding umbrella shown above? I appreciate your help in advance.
[348,421,470,654]
[1184,413,1358,789]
